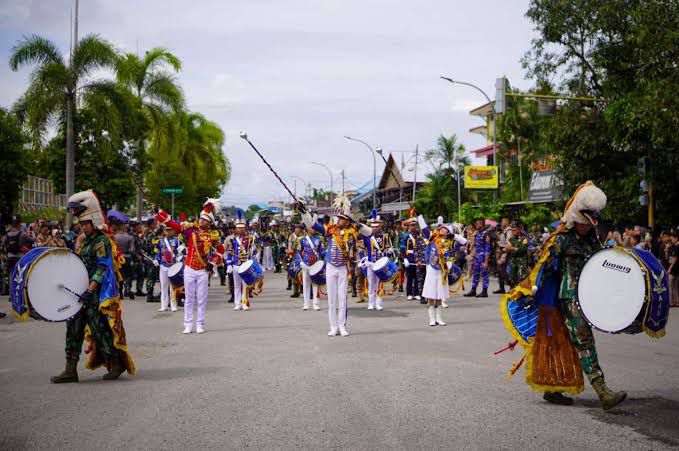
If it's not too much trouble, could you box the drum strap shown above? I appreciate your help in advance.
[305,236,319,258]
[164,238,175,262]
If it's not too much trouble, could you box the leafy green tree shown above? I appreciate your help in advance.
[9,34,121,213]
[0,107,29,221]
[518,0,679,226]
[145,111,229,213]
[116,48,185,219]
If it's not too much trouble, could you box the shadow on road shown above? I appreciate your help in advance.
[586,397,679,447]
[125,366,223,382]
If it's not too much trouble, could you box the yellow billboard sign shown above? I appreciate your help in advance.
[464,166,499,189]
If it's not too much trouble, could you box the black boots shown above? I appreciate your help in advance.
[103,355,125,380]
[543,392,574,406]
[50,359,79,383]
[476,289,488,298]
[463,289,477,297]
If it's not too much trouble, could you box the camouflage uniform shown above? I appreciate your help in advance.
[65,232,116,361]
[142,230,160,297]
[131,232,145,294]
[547,228,604,384]
[507,235,529,288]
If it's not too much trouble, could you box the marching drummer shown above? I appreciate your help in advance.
[297,222,324,311]
[155,199,224,334]
[155,225,180,312]
[363,210,392,311]
[226,210,257,311]
[419,216,467,326]
[51,190,135,383]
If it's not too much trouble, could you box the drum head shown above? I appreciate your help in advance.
[577,248,645,332]
[168,262,183,277]
[309,261,324,275]
[373,257,389,271]
[27,249,88,321]
[238,260,253,274]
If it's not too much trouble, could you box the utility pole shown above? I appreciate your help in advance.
[341,169,345,195]
[65,0,79,228]
[412,145,418,203]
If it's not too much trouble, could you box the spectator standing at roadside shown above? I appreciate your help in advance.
[669,231,679,307]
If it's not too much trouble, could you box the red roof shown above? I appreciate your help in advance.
[471,144,497,158]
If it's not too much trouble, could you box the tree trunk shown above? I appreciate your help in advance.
[65,93,75,228]
[135,138,145,221]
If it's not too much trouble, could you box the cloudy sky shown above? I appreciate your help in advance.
[0,0,535,208]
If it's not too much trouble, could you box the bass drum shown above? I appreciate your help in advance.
[577,246,670,335]
[11,247,88,322]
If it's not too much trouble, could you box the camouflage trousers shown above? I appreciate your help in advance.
[561,298,604,384]
[65,298,116,362]
[145,264,158,294]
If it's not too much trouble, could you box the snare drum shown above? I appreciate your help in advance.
[372,257,398,282]
[288,255,301,283]
[11,247,88,322]
[168,262,185,288]
[577,246,670,335]
[238,259,264,286]
[309,260,326,286]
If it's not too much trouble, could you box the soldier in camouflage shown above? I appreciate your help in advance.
[464,218,492,298]
[141,218,160,302]
[505,222,529,288]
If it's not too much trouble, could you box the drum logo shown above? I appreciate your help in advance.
[57,304,71,312]
[602,259,631,273]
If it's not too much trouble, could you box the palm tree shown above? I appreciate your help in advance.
[116,48,185,219]
[9,34,120,220]
[425,134,469,177]
[173,112,230,185]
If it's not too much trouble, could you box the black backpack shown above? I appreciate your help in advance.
[6,231,21,253]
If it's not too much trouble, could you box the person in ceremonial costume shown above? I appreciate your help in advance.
[501,181,626,410]
[403,217,427,302]
[301,195,371,337]
[261,218,276,271]
[505,221,529,289]
[363,210,393,311]
[155,224,180,312]
[419,216,468,326]
[50,190,135,383]
[156,199,225,334]
[464,218,492,298]
[298,222,324,311]
[226,210,258,311]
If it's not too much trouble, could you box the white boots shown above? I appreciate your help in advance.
[428,305,446,326]
[435,306,446,326]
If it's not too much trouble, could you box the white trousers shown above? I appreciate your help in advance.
[367,266,383,309]
[326,264,348,330]
[302,267,319,308]
[233,265,245,307]
[159,265,177,310]
[263,246,274,270]
[184,266,208,327]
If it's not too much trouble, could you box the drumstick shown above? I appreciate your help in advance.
[59,284,83,299]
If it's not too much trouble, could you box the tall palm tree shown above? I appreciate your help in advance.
[425,134,469,177]
[116,48,185,219]
[9,34,120,220]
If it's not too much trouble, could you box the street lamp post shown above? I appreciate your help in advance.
[344,136,377,210]
[311,161,334,206]
[453,156,462,222]
[440,76,498,197]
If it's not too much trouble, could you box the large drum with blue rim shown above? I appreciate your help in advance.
[11,247,88,322]
[168,262,185,288]
[238,259,264,286]
[577,246,670,335]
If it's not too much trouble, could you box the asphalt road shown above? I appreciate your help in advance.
[1,272,678,450]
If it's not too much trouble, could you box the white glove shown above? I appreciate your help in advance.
[417,215,428,231]
[437,216,444,225]
[301,212,314,229]
[227,265,233,274]
[152,260,159,267]
[359,223,372,237]
[453,234,468,245]
[404,259,410,268]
